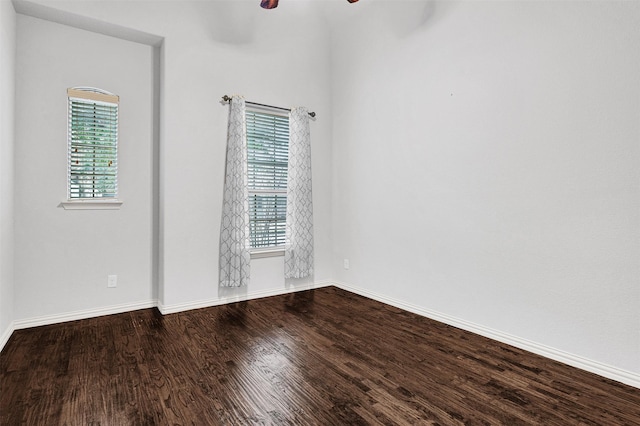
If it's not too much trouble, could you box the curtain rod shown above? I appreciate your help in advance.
[222,95,316,118]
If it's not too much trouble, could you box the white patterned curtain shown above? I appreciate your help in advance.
[219,96,250,287]
[285,107,314,278]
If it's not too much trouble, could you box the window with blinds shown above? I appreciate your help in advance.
[246,109,289,249]
[67,87,119,200]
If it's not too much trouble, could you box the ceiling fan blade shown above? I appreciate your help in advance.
[260,0,278,9]
[261,0,356,9]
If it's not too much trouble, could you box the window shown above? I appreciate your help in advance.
[67,87,119,200]
[246,109,289,250]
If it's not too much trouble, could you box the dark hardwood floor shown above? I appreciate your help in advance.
[1,286,639,425]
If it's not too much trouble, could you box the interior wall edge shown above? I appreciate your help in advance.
[12,0,163,46]
[0,0,17,359]
[332,281,640,390]
[151,42,162,304]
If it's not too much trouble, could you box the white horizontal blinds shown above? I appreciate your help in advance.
[67,88,119,199]
[246,109,289,248]
[248,194,287,248]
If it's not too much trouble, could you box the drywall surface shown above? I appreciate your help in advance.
[0,0,16,345]
[14,15,154,320]
[330,1,640,374]
[155,3,333,308]
[13,0,333,313]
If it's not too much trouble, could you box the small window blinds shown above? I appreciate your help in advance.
[67,88,119,199]
[246,109,289,249]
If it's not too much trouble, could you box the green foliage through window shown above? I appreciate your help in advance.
[246,110,289,248]
[68,89,118,199]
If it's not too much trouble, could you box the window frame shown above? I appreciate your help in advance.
[245,106,290,256]
[61,87,122,210]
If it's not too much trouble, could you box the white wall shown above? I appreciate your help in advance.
[331,0,640,375]
[12,1,334,316]
[14,15,154,320]
[150,2,333,310]
[9,0,637,385]
[0,0,16,345]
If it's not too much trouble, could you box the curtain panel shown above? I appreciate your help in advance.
[219,96,251,287]
[285,107,314,278]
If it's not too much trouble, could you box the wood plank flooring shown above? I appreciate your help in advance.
[1,286,639,425]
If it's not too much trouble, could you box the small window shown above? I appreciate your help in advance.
[67,87,119,200]
[246,109,289,249]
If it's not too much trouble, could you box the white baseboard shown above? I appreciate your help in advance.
[12,300,157,330]
[332,281,640,389]
[0,321,14,352]
[5,280,637,389]
[158,280,332,315]
[1,281,333,353]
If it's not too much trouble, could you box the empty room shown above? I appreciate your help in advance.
[1,0,639,424]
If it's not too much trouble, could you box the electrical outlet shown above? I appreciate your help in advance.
[343,259,350,270]
[107,275,117,288]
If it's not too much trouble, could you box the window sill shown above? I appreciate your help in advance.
[250,248,284,259]
[60,200,123,210]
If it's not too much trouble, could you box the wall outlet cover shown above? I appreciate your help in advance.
[107,275,117,288]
